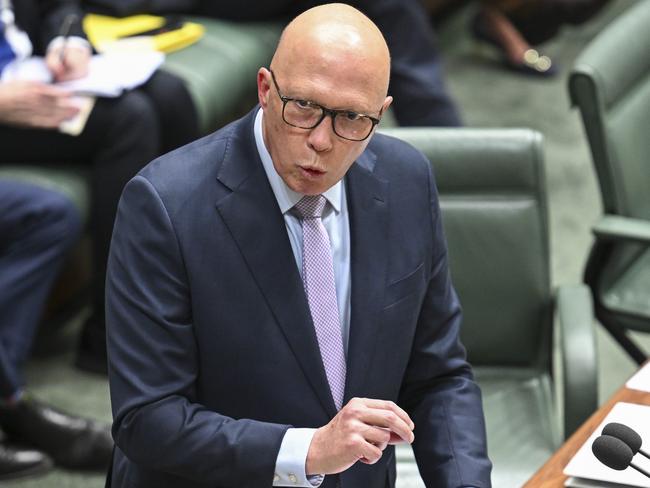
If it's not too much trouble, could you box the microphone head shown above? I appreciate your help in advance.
[592,435,634,470]
[603,422,643,453]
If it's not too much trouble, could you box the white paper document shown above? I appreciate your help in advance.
[566,476,640,487]
[1,51,164,97]
[627,364,650,393]
[564,402,650,487]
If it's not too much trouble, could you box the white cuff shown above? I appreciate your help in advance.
[47,36,91,53]
[273,428,324,487]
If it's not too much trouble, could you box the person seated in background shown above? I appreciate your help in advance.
[105,4,491,487]
[0,181,112,480]
[439,0,611,76]
[0,0,201,374]
[84,0,464,127]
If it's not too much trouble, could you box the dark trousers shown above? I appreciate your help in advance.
[0,182,81,398]
[0,69,199,361]
[196,0,462,126]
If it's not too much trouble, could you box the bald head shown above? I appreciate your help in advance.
[256,4,393,195]
[271,3,391,102]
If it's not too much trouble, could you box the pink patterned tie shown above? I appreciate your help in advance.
[294,195,346,410]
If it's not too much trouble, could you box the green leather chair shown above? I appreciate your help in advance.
[568,0,650,365]
[380,128,598,487]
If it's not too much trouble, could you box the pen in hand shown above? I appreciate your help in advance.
[48,13,90,82]
[58,14,79,69]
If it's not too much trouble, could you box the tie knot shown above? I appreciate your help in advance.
[294,195,327,219]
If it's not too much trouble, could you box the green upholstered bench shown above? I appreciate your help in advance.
[380,128,597,488]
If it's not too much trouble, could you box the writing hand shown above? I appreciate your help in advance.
[0,81,80,128]
[46,45,91,82]
[305,397,415,476]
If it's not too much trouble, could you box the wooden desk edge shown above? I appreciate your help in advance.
[523,387,650,487]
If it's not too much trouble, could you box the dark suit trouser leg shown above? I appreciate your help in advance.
[141,70,200,153]
[0,182,80,398]
[196,0,462,127]
[353,0,462,127]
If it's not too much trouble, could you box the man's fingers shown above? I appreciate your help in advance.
[343,398,415,443]
[357,408,414,444]
[363,426,392,447]
[388,431,411,445]
[306,399,411,475]
[356,440,383,465]
[354,398,414,430]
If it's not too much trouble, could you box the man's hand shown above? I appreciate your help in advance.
[0,81,79,128]
[46,45,91,82]
[305,398,415,476]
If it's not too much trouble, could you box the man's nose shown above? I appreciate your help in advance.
[307,115,334,152]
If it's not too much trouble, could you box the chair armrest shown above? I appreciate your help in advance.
[555,284,598,439]
[593,215,650,245]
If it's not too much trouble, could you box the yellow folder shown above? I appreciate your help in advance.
[83,14,205,53]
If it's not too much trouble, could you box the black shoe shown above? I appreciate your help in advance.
[0,394,113,470]
[75,315,108,375]
[471,11,558,77]
[0,443,53,480]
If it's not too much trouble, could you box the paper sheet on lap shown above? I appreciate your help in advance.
[0,51,164,97]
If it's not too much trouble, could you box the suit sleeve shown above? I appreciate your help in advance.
[106,175,290,486]
[397,158,492,487]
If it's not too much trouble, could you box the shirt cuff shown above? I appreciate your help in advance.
[47,36,91,53]
[273,428,324,487]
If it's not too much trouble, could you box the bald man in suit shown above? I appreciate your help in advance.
[106,4,491,487]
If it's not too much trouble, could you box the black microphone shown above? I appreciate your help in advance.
[592,434,650,478]
[603,422,650,460]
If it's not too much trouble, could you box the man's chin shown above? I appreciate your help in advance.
[286,175,331,196]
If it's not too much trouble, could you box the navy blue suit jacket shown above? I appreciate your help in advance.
[106,108,491,487]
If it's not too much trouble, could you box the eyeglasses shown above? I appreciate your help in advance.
[269,69,382,142]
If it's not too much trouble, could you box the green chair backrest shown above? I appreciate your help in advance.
[380,128,551,368]
[569,0,650,220]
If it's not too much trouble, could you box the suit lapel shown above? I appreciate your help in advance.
[214,114,337,417]
[344,151,390,401]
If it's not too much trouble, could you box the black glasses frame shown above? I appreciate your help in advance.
[269,69,381,142]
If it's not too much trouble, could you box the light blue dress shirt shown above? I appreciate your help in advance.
[254,108,351,487]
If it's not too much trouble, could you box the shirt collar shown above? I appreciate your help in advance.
[254,108,342,215]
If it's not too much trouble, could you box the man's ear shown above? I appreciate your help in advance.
[257,68,272,109]
[381,95,393,115]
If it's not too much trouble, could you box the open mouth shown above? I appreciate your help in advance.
[299,166,326,178]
